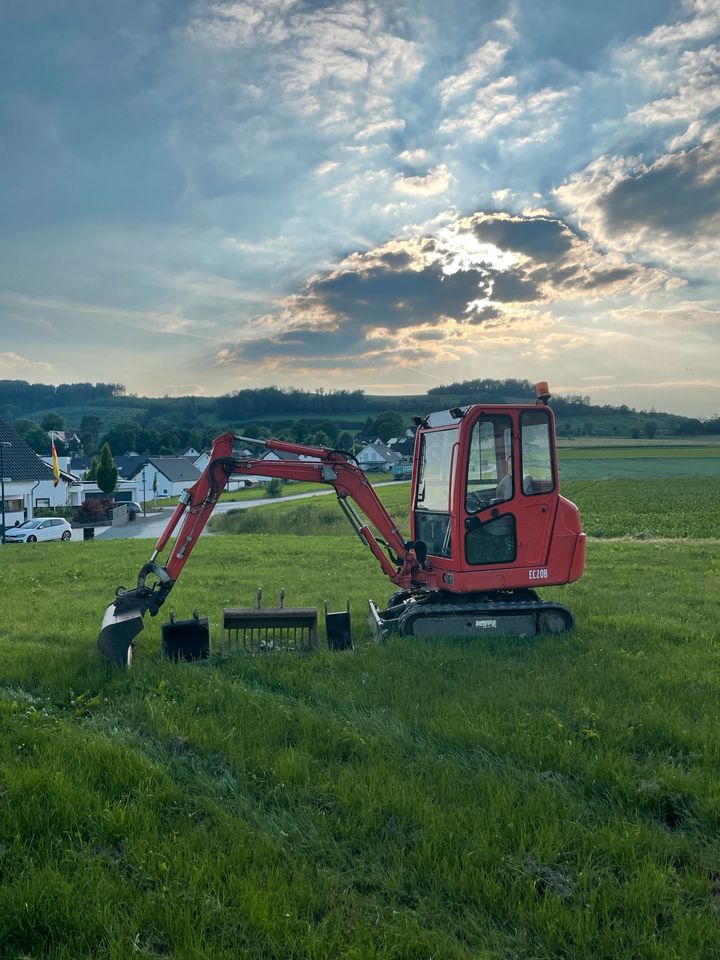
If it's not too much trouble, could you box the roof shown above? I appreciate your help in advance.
[262,450,321,462]
[0,418,55,481]
[127,457,202,483]
[69,454,144,477]
[357,442,402,463]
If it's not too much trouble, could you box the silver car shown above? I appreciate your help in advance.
[5,518,73,543]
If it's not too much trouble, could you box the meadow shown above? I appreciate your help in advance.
[0,461,719,958]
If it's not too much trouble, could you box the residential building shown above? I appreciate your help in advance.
[356,441,402,472]
[0,417,56,526]
[126,457,202,499]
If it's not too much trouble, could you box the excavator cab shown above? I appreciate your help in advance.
[409,399,583,595]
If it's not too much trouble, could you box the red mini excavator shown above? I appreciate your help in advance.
[98,383,585,665]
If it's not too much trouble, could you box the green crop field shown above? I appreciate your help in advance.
[1,479,719,958]
[210,478,720,542]
[557,444,720,480]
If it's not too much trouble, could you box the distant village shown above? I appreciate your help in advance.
[0,416,416,530]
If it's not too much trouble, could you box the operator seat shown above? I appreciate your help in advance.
[495,473,512,501]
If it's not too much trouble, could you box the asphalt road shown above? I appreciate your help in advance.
[93,486,347,540]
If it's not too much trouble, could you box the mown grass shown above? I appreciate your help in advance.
[1,533,720,958]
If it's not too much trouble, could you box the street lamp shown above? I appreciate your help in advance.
[1,441,11,545]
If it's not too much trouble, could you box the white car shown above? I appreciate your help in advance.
[5,518,73,543]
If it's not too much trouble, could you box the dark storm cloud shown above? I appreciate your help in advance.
[471,214,576,260]
[220,211,658,368]
[601,141,720,238]
[315,260,489,328]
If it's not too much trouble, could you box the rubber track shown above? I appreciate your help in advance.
[394,597,575,637]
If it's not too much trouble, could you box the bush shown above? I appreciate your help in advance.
[264,478,284,498]
[34,506,75,521]
[76,498,114,523]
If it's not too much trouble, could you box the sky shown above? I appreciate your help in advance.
[0,0,719,416]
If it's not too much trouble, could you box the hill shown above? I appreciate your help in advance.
[1,378,718,457]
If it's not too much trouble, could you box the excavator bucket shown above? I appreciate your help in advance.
[97,602,146,667]
[160,609,210,661]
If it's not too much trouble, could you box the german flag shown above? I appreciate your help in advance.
[51,439,61,487]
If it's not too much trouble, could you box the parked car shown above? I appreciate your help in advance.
[118,501,143,515]
[4,518,73,543]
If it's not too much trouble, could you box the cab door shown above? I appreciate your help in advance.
[516,408,557,567]
[462,413,518,568]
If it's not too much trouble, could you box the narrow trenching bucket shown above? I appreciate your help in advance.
[98,602,146,667]
[222,588,318,655]
[161,609,210,661]
[324,600,352,650]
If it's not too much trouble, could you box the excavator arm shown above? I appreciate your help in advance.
[98,432,425,665]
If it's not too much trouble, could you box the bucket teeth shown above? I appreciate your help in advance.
[97,602,146,667]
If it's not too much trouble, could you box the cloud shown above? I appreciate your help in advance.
[554,136,720,270]
[394,164,453,196]
[217,210,665,372]
[439,76,573,145]
[438,40,509,104]
[398,148,430,164]
[0,351,53,374]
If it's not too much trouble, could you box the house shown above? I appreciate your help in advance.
[49,429,81,446]
[387,434,416,459]
[0,417,56,527]
[36,455,81,510]
[126,457,202,499]
[69,454,145,479]
[356,441,402,472]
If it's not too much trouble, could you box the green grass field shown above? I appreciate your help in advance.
[1,476,719,958]
[209,478,720,542]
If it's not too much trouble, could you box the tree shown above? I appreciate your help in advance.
[79,415,102,452]
[13,419,51,453]
[336,431,354,451]
[643,420,658,439]
[372,411,405,443]
[41,412,65,432]
[96,443,118,495]
[84,457,100,481]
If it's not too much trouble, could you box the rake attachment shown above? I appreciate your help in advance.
[161,609,210,661]
[222,588,318,655]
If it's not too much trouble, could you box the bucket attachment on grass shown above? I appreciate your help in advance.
[161,609,210,661]
[222,588,318,655]
[324,599,352,650]
[98,602,146,667]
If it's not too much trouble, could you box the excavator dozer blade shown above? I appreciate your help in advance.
[98,602,146,667]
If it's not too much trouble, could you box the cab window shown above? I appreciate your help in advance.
[520,410,555,495]
[414,428,457,557]
[465,415,513,513]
